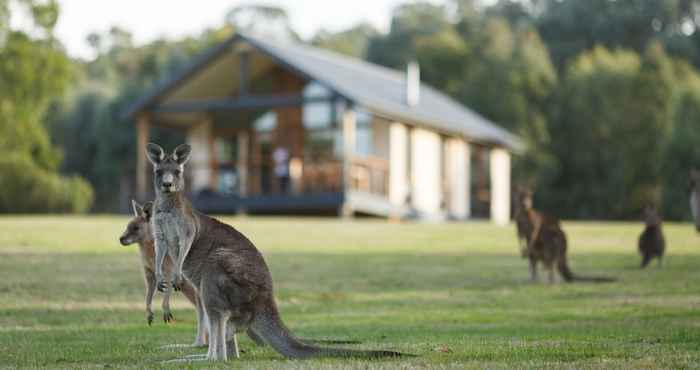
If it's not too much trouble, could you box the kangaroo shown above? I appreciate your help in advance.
[119,200,208,346]
[146,143,404,361]
[120,201,356,355]
[691,168,700,232]
[514,188,615,283]
[638,205,665,268]
[119,201,175,325]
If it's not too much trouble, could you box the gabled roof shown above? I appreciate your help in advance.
[126,33,521,150]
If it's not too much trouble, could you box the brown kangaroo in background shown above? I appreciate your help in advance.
[691,168,700,232]
[514,188,616,283]
[638,205,665,268]
[146,143,404,361]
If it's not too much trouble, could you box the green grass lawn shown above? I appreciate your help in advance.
[1,216,699,369]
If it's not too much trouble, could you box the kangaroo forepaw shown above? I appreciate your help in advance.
[163,311,174,323]
[172,281,182,292]
[157,281,169,292]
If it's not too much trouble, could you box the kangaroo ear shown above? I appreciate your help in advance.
[142,201,154,220]
[146,143,165,165]
[173,144,192,165]
[131,199,143,217]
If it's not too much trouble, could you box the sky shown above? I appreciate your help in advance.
[9,0,473,60]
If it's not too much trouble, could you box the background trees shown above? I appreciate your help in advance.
[5,0,700,218]
[1,0,92,212]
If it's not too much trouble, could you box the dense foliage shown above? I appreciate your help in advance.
[0,0,93,213]
[7,0,700,218]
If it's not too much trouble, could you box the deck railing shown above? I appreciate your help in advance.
[349,156,389,197]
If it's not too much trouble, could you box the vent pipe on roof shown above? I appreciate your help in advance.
[405,61,420,107]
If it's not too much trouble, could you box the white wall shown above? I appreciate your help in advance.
[446,138,470,219]
[187,119,212,192]
[490,148,511,226]
[410,128,442,216]
[389,122,409,206]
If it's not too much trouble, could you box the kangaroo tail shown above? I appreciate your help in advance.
[557,257,616,283]
[251,298,409,359]
[303,339,363,345]
[557,256,575,282]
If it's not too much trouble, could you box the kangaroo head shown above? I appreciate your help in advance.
[642,205,661,227]
[691,168,700,232]
[516,186,534,211]
[145,143,191,194]
[120,200,154,246]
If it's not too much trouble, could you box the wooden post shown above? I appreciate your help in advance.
[340,102,356,218]
[136,114,150,201]
[237,132,249,197]
[186,117,213,193]
[208,126,217,190]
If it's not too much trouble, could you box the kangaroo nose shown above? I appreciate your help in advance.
[162,181,173,188]
[119,236,127,245]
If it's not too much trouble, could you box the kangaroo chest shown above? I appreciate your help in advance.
[153,207,190,248]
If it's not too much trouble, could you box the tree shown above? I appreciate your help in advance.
[312,23,379,58]
[0,0,93,212]
[543,45,679,219]
[367,2,452,69]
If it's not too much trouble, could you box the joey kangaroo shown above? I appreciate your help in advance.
[514,188,615,283]
[146,143,404,361]
[119,200,208,346]
[638,205,665,268]
[119,201,176,325]
[691,168,700,232]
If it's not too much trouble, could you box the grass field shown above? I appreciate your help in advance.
[1,216,700,369]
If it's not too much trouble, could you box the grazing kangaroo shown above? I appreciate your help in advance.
[691,168,700,232]
[146,143,405,361]
[514,188,615,283]
[638,205,665,268]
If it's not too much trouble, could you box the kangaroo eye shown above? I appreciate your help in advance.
[155,169,163,176]
[173,169,181,176]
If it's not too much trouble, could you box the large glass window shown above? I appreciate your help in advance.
[302,82,337,161]
[355,108,373,157]
[214,137,238,194]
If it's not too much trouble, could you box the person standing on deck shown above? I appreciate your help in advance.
[273,146,290,194]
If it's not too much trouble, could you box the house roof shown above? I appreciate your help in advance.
[126,33,522,150]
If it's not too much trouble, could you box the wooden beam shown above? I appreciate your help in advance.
[152,94,329,113]
[136,114,150,200]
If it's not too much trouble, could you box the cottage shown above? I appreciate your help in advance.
[126,33,520,224]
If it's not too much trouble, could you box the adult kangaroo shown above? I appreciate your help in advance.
[691,168,700,232]
[514,188,616,283]
[638,205,665,268]
[146,143,406,361]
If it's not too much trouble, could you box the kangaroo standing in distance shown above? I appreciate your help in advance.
[514,188,616,283]
[146,143,405,361]
[638,205,665,268]
[691,168,700,232]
